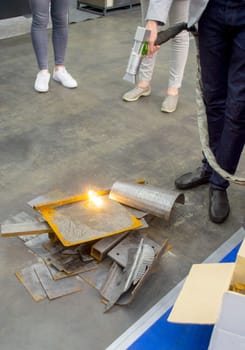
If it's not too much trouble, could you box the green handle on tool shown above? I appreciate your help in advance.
[141,41,148,56]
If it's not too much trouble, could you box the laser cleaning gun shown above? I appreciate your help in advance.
[123,26,151,84]
[124,22,189,84]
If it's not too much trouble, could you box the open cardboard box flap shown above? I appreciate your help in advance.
[168,239,245,325]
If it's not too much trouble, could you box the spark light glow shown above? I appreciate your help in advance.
[88,190,103,208]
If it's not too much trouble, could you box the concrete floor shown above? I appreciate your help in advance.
[0,7,244,350]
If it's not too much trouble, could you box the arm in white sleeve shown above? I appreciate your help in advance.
[145,0,173,25]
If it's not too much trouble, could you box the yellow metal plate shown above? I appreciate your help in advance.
[35,192,142,247]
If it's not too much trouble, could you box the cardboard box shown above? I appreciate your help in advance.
[208,291,245,350]
[168,238,245,325]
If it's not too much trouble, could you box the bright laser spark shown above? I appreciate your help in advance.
[88,190,103,207]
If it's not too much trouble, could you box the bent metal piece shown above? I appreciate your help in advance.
[100,238,168,311]
[109,181,184,221]
[100,240,146,312]
[108,230,160,268]
[117,239,168,306]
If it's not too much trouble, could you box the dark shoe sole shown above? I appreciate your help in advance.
[209,209,230,224]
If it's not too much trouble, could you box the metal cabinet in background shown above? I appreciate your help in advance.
[77,0,139,16]
[0,0,31,20]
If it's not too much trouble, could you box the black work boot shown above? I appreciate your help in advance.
[175,167,211,190]
[209,187,230,224]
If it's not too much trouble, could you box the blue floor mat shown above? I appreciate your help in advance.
[128,243,241,350]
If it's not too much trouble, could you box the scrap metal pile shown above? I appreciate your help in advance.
[0,181,184,311]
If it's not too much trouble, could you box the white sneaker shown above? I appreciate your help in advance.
[34,70,50,92]
[53,68,78,88]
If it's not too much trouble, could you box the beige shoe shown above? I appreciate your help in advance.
[161,94,179,113]
[122,86,151,102]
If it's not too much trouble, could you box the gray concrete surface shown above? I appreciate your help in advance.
[0,7,244,350]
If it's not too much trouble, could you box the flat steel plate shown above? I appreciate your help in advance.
[35,193,142,247]
[16,264,47,302]
[34,263,83,300]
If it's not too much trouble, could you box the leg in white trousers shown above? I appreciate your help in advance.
[138,0,190,90]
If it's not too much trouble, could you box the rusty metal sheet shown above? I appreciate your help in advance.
[78,243,95,263]
[100,261,128,312]
[34,263,83,299]
[15,264,47,302]
[90,231,129,261]
[41,240,97,279]
[109,181,185,220]
[138,217,149,229]
[79,257,112,290]
[0,222,52,238]
[108,231,161,268]
[43,239,65,254]
[117,239,168,305]
[99,245,140,312]
[124,207,148,219]
[36,194,142,246]
[2,211,44,242]
[3,211,36,225]
[27,189,69,208]
[45,253,96,275]
[45,259,98,280]
[100,239,168,311]
[81,239,168,311]
[24,234,50,258]
[29,180,145,210]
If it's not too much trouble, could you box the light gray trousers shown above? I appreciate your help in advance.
[139,0,190,89]
[30,0,69,70]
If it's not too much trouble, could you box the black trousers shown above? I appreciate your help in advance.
[199,0,245,190]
